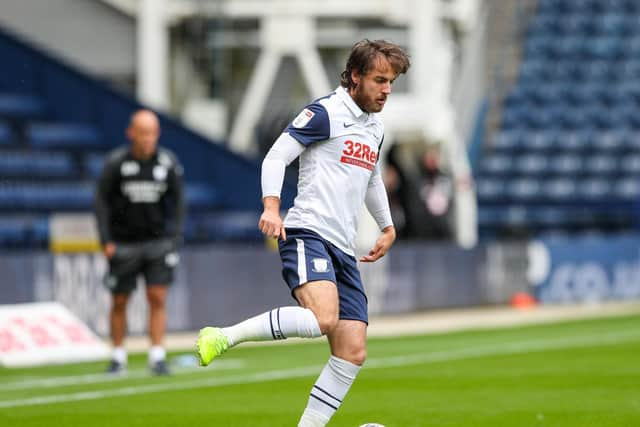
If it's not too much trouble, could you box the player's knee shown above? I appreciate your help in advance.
[112,295,128,313]
[146,287,167,309]
[147,293,166,309]
[316,311,339,335]
[340,346,367,366]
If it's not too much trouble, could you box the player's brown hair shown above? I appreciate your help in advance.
[340,39,411,89]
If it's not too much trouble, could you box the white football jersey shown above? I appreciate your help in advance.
[283,86,385,255]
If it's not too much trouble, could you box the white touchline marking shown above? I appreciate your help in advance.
[0,330,638,409]
[0,359,245,391]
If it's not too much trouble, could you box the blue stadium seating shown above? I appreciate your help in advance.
[26,122,103,149]
[83,152,105,178]
[185,211,263,243]
[0,93,46,120]
[185,183,221,211]
[0,150,75,177]
[0,182,95,211]
[549,154,583,175]
[0,121,12,145]
[477,0,640,238]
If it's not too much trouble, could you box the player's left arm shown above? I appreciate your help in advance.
[168,156,186,248]
[360,162,396,263]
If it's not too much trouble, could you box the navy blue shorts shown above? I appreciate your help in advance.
[278,228,368,324]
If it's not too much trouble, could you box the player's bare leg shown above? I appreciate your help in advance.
[108,293,129,373]
[147,285,168,346]
[293,281,339,334]
[147,284,170,375]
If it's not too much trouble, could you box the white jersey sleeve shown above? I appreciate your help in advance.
[261,133,305,198]
[365,163,394,230]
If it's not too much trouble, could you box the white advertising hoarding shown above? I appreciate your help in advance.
[0,302,109,367]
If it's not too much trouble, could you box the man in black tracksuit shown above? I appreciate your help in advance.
[95,109,185,375]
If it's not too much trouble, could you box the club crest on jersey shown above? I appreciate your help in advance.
[311,258,329,273]
[121,161,140,176]
[153,165,168,181]
[292,108,315,128]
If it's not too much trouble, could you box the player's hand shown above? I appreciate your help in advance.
[260,196,286,240]
[259,209,287,241]
[103,242,117,259]
[359,226,396,263]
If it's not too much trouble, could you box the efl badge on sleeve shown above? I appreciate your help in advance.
[292,108,315,128]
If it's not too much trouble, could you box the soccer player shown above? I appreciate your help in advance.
[196,39,410,426]
[95,109,185,376]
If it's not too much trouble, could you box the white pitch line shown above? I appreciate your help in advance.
[0,359,245,392]
[0,330,638,409]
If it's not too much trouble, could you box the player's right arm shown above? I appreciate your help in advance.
[259,132,305,240]
[260,102,330,240]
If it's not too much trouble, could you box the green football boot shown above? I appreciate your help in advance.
[196,327,230,366]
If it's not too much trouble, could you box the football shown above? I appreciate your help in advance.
[359,424,385,427]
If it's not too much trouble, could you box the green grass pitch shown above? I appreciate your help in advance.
[1,314,639,426]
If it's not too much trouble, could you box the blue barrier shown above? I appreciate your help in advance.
[531,234,640,303]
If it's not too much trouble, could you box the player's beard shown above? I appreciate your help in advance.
[351,84,384,113]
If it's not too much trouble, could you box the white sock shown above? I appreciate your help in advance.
[298,356,361,427]
[221,306,322,346]
[298,408,329,427]
[148,345,166,364]
[112,346,127,365]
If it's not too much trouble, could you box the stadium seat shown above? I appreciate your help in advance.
[529,206,573,228]
[0,93,46,120]
[479,154,513,176]
[491,130,522,151]
[527,13,560,36]
[83,152,106,178]
[185,183,221,210]
[581,62,615,83]
[0,150,75,178]
[475,178,506,203]
[196,211,263,242]
[614,177,640,201]
[556,106,589,129]
[0,217,27,247]
[549,154,583,175]
[584,154,618,175]
[591,131,625,152]
[618,60,640,81]
[0,215,50,248]
[0,182,94,211]
[579,177,612,201]
[518,60,549,83]
[26,123,103,149]
[514,154,549,176]
[595,13,630,36]
[545,178,578,202]
[0,121,12,145]
[619,154,640,174]
[585,36,624,61]
[561,13,596,36]
[521,130,556,151]
[525,108,556,130]
[560,130,593,152]
[30,216,49,247]
[507,178,542,202]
